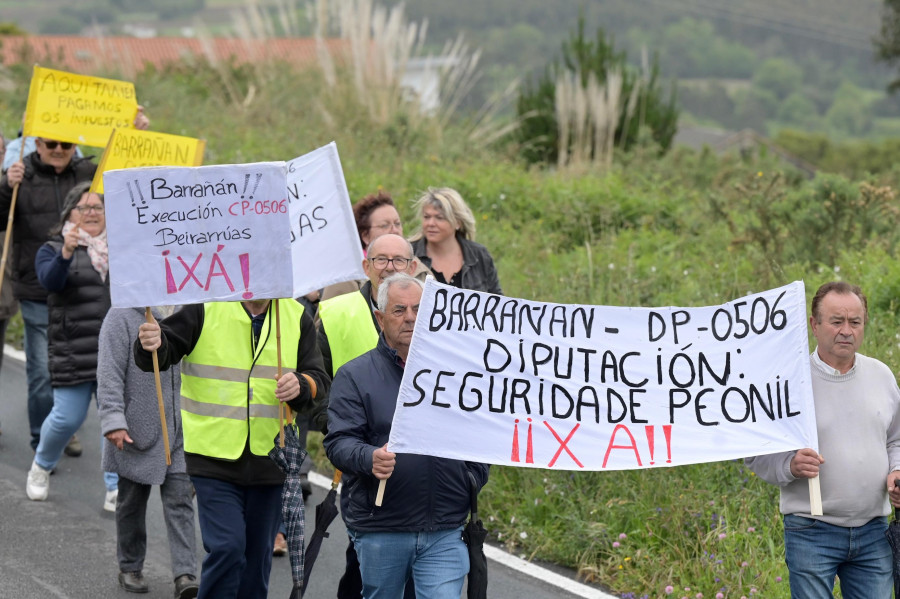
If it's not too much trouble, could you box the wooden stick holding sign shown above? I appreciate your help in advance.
[809,476,823,516]
[145,308,172,466]
[376,477,387,506]
[276,299,292,448]
[0,118,27,300]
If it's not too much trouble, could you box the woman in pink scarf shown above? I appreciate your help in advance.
[26,180,113,507]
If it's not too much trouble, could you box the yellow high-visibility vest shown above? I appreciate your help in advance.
[318,291,379,376]
[180,301,303,459]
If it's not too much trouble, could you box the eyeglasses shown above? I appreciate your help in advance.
[370,220,402,233]
[74,204,104,214]
[40,140,74,150]
[369,256,411,270]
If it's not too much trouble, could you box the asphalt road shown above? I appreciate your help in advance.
[0,350,614,599]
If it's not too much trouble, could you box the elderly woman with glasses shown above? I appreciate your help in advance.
[26,181,114,507]
[409,187,502,294]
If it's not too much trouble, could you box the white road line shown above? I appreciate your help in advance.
[307,472,618,599]
[4,344,25,362]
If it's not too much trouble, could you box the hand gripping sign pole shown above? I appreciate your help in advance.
[145,308,172,466]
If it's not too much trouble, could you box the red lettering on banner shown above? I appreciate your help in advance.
[162,250,253,298]
[204,245,235,292]
[602,424,642,468]
[177,255,203,291]
[544,421,582,468]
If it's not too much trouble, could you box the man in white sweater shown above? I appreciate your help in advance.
[746,281,900,598]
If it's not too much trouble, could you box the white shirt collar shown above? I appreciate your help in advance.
[811,346,856,376]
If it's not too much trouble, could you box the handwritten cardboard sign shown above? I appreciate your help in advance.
[91,128,206,194]
[388,281,818,471]
[24,66,138,147]
[104,162,292,307]
[287,142,365,297]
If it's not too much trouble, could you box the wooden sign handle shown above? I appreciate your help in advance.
[146,307,172,466]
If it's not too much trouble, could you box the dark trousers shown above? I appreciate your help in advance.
[117,474,197,578]
[0,317,8,373]
[337,538,416,599]
[192,476,282,599]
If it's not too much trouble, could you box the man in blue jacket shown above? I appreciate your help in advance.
[325,273,489,598]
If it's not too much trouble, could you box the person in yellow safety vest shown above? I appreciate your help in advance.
[318,233,420,378]
[133,298,330,599]
[316,233,419,599]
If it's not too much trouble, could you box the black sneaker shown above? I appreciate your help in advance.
[174,574,199,599]
[118,571,149,594]
[63,434,82,457]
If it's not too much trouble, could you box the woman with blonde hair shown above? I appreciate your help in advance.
[409,187,501,294]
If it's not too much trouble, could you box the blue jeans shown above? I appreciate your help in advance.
[192,476,282,599]
[34,381,96,472]
[20,300,53,450]
[783,514,892,599]
[349,527,468,599]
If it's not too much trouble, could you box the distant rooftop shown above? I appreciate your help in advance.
[0,35,348,77]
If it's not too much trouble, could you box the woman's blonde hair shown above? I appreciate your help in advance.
[410,187,476,241]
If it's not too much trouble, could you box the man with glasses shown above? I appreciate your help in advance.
[325,273,488,598]
[317,233,418,379]
[0,107,148,453]
[314,233,419,599]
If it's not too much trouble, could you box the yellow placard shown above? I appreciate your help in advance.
[23,66,138,148]
[91,128,206,194]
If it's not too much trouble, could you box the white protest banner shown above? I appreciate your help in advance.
[388,280,818,471]
[286,142,365,296]
[104,163,292,308]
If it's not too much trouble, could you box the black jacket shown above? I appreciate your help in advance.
[36,239,110,387]
[0,153,96,302]
[324,335,489,532]
[411,234,502,294]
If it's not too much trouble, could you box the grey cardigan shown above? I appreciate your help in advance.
[98,306,187,484]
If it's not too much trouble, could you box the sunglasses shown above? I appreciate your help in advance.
[40,140,74,150]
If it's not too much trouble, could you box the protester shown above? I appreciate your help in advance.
[318,233,418,378]
[320,190,429,304]
[134,296,329,598]
[325,273,489,598]
[2,134,84,172]
[316,233,420,596]
[97,306,199,597]
[283,189,426,561]
[746,281,900,598]
[25,182,114,507]
[0,107,149,454]
[409,187,502,294]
